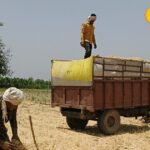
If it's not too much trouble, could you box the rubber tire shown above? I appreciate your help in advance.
[66,117,88,130]
[98,110,120,135]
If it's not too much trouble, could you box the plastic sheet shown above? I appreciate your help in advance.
[52,56,93,86]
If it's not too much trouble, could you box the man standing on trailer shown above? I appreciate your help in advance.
[80,13,97,58]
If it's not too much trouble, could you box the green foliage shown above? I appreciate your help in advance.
[0,76,51,89]
[24,89,51,104]
[0,22,3,26]
[0,39,12,76]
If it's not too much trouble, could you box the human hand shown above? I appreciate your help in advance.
[2,141,15,150]
[11,135,22,145]
[94,43,97,49]
[80,41,85,47]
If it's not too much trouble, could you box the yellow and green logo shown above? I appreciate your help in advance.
[145,8,150,23]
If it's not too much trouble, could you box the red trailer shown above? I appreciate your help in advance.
[51,56,150,134]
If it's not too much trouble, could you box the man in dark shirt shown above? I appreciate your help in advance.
[0,87,24,150]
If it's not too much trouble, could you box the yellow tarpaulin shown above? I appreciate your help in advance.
[51,56,93,86]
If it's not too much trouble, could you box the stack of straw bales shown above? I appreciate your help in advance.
[94,56,150,79]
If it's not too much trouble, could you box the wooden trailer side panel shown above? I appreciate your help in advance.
[52,81,150,112]
[142,82,150,105]
[94,81,124,109]
[93,80,150,110]
[52,87,94,111]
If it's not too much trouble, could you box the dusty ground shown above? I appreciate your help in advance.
[5,101,150,150]
[2,89,150,150]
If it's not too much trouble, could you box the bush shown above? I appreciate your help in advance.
[0,77,51,89]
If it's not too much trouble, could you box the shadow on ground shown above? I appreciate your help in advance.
[118,123,150,134]
[57,123,150,137]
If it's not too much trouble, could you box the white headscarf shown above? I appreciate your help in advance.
[1,87,24,122]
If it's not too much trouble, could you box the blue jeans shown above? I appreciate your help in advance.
[84,42,92,59]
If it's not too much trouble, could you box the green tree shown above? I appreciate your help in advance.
[0,22,3,26]
[0,39,12,76]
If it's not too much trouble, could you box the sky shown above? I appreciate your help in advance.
[0,0,150,80]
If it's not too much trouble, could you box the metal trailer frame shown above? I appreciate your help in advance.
[51,56,150,134]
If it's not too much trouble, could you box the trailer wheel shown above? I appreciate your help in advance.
[66,117,88,130]
[98,110,120,135]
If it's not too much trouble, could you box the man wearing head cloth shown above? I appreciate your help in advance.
[0,87,24,150]
[80,13,97,58]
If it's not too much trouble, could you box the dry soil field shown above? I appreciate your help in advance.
[1,89,150,150]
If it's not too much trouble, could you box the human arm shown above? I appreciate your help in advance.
[0,113,13,149]
[0,101,10,142]
[80,23,86,46]
[9,108,21,142]
[92,33,97,49]
[0,141,15,150]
